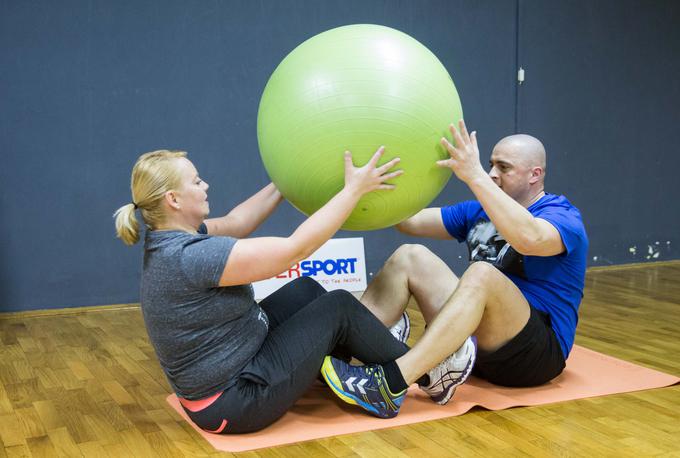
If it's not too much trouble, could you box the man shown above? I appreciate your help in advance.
[322,120,588,415]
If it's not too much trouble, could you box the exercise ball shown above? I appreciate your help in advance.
[257,24,463,230]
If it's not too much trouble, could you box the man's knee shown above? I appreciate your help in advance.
[386,243,439,272]
[460,261,502,289]
[460,262,531,349]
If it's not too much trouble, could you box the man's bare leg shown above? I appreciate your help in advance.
[360,244,460,326]
[396,261,531,384]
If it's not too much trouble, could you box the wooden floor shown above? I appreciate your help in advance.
[1,262,679,457]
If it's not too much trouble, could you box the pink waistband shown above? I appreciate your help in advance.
[177,391,224,412]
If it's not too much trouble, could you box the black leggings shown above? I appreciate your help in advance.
[180,277,409,434]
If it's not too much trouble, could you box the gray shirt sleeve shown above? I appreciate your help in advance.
[180,236,237,288]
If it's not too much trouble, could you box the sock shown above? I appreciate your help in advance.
[381,360,408,393]
[417,374,430,386]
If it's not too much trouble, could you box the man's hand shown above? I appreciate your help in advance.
[437,119,487,185]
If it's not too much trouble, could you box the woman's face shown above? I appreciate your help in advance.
[174,157,210,222]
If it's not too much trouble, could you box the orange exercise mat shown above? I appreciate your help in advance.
[166,345,679,452]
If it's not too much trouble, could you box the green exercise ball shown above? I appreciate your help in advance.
[257,24,463,230]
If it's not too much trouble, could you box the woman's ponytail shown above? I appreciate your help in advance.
[113,203,140,245]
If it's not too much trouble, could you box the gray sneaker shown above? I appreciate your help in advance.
[420,336,477,405]
[388,311,410,344]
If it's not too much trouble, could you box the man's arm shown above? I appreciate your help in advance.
[396,208,453,240]
[465,177,564,256]
[438,120,564,257]
[205,183,283,238]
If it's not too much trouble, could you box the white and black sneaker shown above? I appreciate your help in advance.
[388,311,411,344]
[420,336,477,405]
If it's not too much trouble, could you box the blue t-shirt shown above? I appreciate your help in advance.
[440,194,588,358]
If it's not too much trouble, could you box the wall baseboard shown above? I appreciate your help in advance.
[586,259,680,272]
[0,303,140,320]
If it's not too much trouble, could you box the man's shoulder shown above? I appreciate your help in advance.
[532,194,581,215]
[533,194,588,245]
[443,199,484,214]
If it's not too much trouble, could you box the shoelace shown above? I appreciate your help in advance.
[350,364,381,389]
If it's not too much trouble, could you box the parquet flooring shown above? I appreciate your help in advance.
[1,262,679,457]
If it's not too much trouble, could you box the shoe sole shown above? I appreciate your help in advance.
[320,357,381,417]
[436,336,478,406]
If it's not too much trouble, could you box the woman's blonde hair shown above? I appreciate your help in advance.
[113,149,187,245]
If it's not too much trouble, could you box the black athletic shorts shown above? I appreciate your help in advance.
[473,305,566,387]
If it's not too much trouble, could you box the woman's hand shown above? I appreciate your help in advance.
[344,146,403,195]
[218,147,402,286]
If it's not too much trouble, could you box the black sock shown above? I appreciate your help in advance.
[381,360,408,393]
[417,374,430,386]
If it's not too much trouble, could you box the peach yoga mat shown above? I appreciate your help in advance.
[166,345,679,452]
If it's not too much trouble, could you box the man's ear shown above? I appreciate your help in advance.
[529,166,544,185]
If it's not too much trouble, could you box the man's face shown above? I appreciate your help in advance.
[488,144,533,202]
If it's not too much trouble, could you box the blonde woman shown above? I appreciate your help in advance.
[115,147,422,433]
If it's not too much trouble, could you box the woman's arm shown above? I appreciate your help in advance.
[219,147,402,286]
[204,183,283,238]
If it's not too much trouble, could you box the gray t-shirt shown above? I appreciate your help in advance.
[140,226,268,399]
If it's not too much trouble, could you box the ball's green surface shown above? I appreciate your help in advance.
[257,24,463,230]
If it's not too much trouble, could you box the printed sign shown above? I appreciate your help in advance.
[252,237,367,299]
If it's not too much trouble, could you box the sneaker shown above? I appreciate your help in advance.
[320,356,407,418]
[420,336,477,405]
[388,311,411,344]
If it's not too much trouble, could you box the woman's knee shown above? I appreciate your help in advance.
[288,275,326,297]
[289,275,323,289]
[324,289,359,305]
[316,289,365,318]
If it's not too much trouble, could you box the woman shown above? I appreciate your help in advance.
[113,147,419,433]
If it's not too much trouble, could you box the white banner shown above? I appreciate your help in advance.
[252,237,367,300]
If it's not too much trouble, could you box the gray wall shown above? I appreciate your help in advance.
[517,0,680,265]
[1,0,677,312]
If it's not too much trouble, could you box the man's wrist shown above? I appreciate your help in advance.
[465,171,491,188]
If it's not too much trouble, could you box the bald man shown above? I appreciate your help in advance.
[361,120,588,400]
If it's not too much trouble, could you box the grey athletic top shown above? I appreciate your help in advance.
[140,225,268,399]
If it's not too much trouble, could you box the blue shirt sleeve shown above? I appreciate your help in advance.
[440,201,475,242]
[535,207,586,256]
